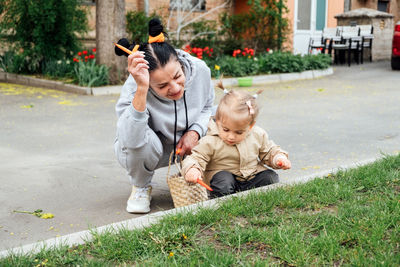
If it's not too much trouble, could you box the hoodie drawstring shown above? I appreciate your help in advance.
[183,91,189,131]
[173,91,188,160]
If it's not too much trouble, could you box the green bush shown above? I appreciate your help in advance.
[126,11,159,44]
[302,54,332,70]
[73,60,109,87]
[186,20,219,50]
[0,0,88,74]
[0,51,26,73]
[219,0,289,54]
[42,58,74,79]
[204,52,331,78]
[258,52,304,73]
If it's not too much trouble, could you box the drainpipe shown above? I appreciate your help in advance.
[144,0,149,16]
[278,0,283,51]
[344,0,351,12]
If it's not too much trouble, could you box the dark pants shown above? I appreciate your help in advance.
[209,169,279,198]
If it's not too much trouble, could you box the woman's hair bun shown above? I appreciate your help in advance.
[148,18,163,37]
[115,38,136,57]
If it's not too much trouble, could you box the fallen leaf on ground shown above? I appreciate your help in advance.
[21,104,34,109]
[13,209,54,219]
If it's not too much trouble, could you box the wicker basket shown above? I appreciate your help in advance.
[166,152,208,208]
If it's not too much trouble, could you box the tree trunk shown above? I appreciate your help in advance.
[96,0,127,84]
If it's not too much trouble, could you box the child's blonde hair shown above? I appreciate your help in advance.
[215,80,263,126]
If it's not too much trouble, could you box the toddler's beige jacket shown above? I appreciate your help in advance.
[182,119,288,185]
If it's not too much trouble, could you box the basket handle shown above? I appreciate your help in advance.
[167,151,183,178]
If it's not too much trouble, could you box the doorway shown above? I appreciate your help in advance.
[293,0,327,54]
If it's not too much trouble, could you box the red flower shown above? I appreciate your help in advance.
[83,50,88,55]
[92,48,96,53]
[232,49,241,57]
[78,52,82,56]
[89,54,95,59]
[73,58,79,62]
[84,56,89,60]
[266,48,270,52]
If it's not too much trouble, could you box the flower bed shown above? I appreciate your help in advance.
[184,45,332,78]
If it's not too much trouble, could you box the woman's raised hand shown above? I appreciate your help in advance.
[127,51,149,90]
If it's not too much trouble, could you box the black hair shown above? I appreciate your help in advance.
[114,18,179,72]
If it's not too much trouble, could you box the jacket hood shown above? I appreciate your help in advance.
[208,118,219,136]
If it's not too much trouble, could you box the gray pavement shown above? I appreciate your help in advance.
[1,61,399,251]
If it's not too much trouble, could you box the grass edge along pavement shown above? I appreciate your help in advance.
[1,153,399,266]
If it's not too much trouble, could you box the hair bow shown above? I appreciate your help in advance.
[246,100,255,115]
[148,33,165,43]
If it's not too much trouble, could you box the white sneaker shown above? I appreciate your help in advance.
[126,185,152,213]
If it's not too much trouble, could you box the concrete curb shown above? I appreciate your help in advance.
[0,67,334,96]
[0,154,380,259]
[0,71,91,95]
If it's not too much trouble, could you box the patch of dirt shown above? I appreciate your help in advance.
[233,216,249,228]
[340,238,358,248]
[302,204,338,215]
[198,224,297,266]
[243,241,272,259]
[333,259,345,266]
[197,225,230,251]
[393,184,400,192]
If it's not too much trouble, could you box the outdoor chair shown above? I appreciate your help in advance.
[308,27,340,55]
[322,27,340,55]
[308,34,325,54]
[331,37,351,66]
[359,25,374,63]
[332,26,362,66]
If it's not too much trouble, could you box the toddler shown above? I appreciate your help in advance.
[182,87,291,198]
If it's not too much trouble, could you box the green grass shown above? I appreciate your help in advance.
[2,154,400,266]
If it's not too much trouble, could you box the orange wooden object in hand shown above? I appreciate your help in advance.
[197,178,213,191]
[114,43,139,55]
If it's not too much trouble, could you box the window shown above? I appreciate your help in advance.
[170,0,206,12]
[377,0,389,13]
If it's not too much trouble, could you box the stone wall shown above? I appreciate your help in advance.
[351,0,400,23]
[336,9,394,60]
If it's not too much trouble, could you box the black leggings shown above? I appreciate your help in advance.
[209,170,279,198]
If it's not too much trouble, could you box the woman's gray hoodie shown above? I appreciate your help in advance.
[115,50,215,150]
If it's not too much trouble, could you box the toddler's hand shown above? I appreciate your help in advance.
[185,167,202,183]
[274,154,291,170]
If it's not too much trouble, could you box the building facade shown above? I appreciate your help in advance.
[84,0,398,54]
[348,0,399,22]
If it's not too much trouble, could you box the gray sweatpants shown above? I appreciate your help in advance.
[114,129,174,187]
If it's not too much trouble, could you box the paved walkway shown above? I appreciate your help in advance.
[1,61,399,251]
